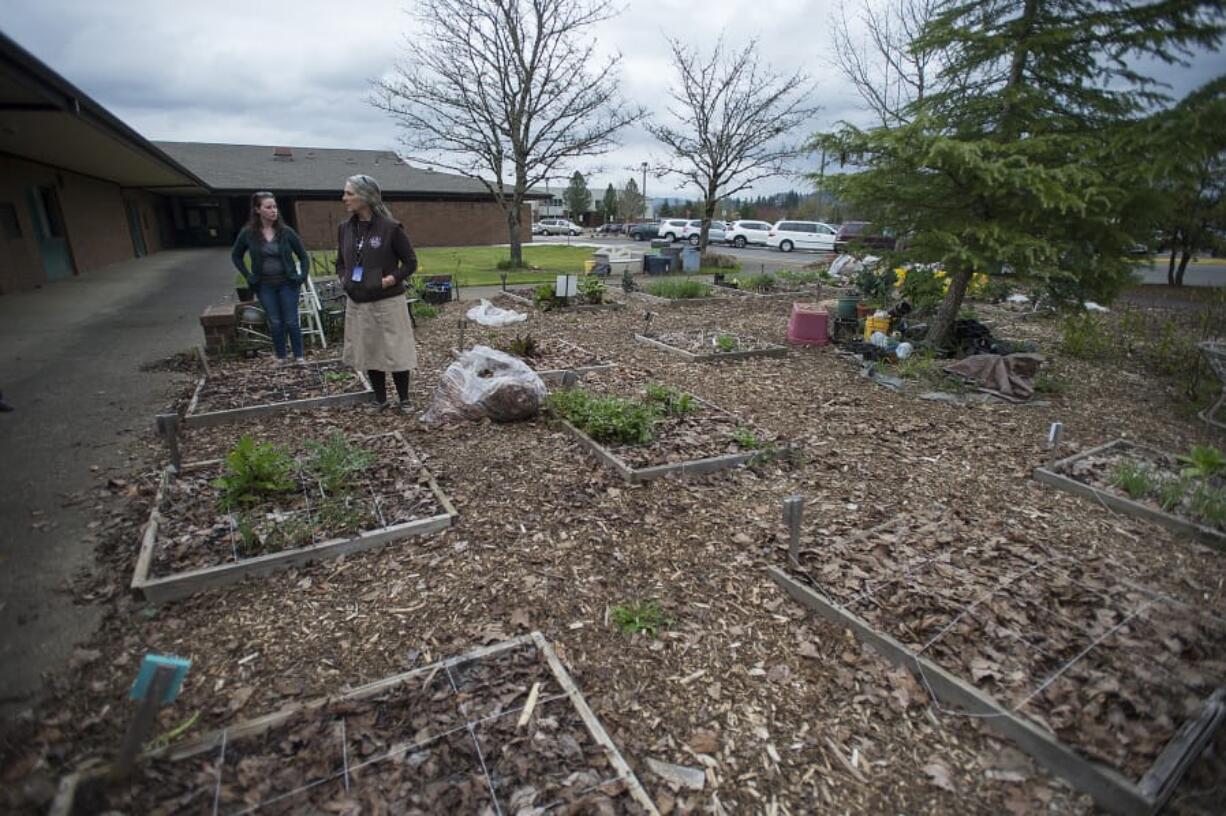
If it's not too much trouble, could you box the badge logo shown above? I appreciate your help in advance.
[370,236,383,249]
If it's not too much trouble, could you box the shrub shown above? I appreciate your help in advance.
[700,252,739,269]
[895,265,946,312]
[1060,313,1111,359]
[646,280,710,299]
[578,275,606,304]
[533,282,558,310]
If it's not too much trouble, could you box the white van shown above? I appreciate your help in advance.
[767,220,838,252]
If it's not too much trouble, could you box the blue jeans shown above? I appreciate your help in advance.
[256,281,303,358]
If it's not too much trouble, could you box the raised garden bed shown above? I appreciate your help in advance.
[635,329,786,362]
[50,632,658,815]
[547,370,778,482]
[492,335,614,384]
[713,271,837,300]
[628,279,741,307]
[773,509,1226,815]
[133,432,456,603]
[1034,439,1225,550]
[184,357,372,428]
[498,286,623,312]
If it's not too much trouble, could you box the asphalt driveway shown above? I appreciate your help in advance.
[0,249,231,716]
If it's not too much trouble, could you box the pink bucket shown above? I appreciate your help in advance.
[787,303,829,346]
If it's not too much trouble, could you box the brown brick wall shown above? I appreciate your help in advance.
[0,154,148,294]
[294,199,533,251]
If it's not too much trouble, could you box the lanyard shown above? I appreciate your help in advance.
[353,220,372,267]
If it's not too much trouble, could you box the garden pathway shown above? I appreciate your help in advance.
[0,249,232,717]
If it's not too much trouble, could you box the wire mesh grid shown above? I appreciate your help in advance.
[190,644,634,815]
[797,516,1226,775]
[194,358,364,414]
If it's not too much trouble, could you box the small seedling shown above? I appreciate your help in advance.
[1111,461,1153,499]
[503,333,541,360]
[323,370,349,383]
[1157,477,1189,512]
[715,333,738,353]
[730,426,761,449]
[611,600,668,637]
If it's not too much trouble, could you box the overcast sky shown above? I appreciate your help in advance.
[2,0,1222,201]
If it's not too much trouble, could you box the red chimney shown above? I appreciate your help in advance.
[272,146,293,160]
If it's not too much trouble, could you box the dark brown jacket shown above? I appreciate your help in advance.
[335,213,417,303]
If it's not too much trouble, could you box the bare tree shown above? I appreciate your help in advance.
[830,0,944,126]
[372,0,645,265]
[648,36,819,250]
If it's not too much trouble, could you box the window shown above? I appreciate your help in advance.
[0,202,20,239]
[799,223,817,233]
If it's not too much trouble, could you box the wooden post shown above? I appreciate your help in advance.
[782,495,804,565]
[195,345,211,379]
[110,665,176,782]
[155,413,181,472]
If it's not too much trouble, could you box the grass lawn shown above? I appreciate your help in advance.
[311,245,741,287]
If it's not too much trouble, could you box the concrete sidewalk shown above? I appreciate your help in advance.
[0,249,232,716]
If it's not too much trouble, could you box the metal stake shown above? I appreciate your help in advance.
[782,495,804,565]
[1046,421,1063,467]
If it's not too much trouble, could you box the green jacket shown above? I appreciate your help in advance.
[230,225,311,286]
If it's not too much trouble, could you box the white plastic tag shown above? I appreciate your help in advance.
[352,265,364,282]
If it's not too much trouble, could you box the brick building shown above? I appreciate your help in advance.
[0,32,545,295]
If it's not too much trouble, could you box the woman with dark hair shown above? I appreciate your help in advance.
[336,174,418,412]
[230,192,312,364]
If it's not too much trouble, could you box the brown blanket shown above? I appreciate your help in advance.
[942,353,1044,402]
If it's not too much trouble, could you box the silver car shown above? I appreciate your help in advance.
[682,219,727,246]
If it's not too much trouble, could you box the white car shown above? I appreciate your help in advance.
[682,219,727,246]
[657,218,691,243]
[724,220,773,248]
[767,220,837,252]
[536,218,582,236]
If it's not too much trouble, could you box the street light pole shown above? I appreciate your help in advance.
[641,161,648,218]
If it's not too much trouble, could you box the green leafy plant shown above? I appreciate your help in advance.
[715,333,738,353]
[233,510,314,557]
[304,434,376,494]
[644,383,697,415]
[546,389,658,445]
[700,252,739,269]
[611,600,668,637]
[854,266,897,307]
[212,436,297,510]
[895,266,945,312]
[738,272,777,292]
[1157,477,1189,512]
[1060,313,1111,359]
[534,282,559,310]
[578,275,606,304]
[646,280,710,299]
[323,370,349,383]
[1033,371,1066,395]
[778,268,821,286]
[729,426,761,449]
[501,333,541,360]
[1190,484,1226,527]
[1176,444,1225,480]
[1111,461,1154,499]
[315,496,377,537]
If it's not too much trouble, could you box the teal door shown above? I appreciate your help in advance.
[27,186,75,281]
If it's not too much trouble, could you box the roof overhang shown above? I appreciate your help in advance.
[0,32,209,192]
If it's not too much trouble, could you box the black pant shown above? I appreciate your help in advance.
[368,370,409,403]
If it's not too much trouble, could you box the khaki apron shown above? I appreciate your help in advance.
[341,296,417,372]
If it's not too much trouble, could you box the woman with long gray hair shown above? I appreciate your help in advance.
[336,174,418,411]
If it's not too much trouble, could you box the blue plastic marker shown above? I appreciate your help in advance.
[130,654,192,705]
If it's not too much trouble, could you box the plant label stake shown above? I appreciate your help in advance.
[457,318,466,354]
[155,413,181,472]
[782,495,804,565]
[110,654,191,782]
[1046,421,1063,466]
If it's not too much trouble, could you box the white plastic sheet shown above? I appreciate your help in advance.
[466,298,527,327]
[420,345,547,424]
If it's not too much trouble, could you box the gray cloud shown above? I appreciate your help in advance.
[2,0,1222,200]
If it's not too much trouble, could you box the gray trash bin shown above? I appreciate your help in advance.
[650,239,671,250]
[680,247,700,273]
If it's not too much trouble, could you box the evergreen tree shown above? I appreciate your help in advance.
[658,199,674,217]
[815,0,1226,349]
[601,183,619,220]
[563,171,592,218]
[620,178,645,221]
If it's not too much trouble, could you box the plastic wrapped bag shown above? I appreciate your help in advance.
[466,298,527,327]
[421,345,547,424]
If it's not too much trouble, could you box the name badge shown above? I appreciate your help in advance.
[351,265,364,282]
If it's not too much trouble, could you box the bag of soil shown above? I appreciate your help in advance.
[421,345,547,424]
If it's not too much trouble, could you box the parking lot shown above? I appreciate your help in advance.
[532,233,832,271]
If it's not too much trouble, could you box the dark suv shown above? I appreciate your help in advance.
[835,221,896,252]
[628,222,660,241]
